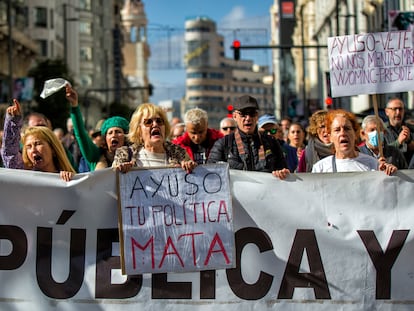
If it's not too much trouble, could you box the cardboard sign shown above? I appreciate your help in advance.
[116,163,235,274]
[328,30,414,97]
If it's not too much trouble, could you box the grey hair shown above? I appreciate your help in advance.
[220,117,236,128]
[184,108,208,125]
[361,115,385,131]
[386,97,404,108]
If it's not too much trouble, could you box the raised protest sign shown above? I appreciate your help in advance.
[328,30,414,97]
[1,168,414,310]
[116,164,235,274]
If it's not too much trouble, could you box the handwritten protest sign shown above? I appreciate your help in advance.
[116,163,235,275]
[328,30,414,97]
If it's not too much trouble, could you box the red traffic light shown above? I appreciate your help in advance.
[232,40,240,60]
[325,97,333,106]
[227,104,234,117]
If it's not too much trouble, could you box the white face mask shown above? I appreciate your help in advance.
[367,130,384,147]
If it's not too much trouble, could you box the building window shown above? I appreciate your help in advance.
[80,74,92,87]
[37,40,48,56]
[80,47,92,61]
[80,22,92,35]
[34,7,47,28]
[79,0,92,10]
[50,9,54,29]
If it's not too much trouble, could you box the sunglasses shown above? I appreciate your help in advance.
[264,128,278,135]
[222,126,236,131]
[236,110,258,118]
[143,117,165,127]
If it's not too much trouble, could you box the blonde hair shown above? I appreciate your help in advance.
[22,126,76,172]
[128,103,171,145]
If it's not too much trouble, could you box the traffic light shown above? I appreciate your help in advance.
[227,104,234,117]
[325,97,333,108]
[232,40,240,61]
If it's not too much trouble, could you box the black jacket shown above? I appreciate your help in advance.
[207,129,287,172]
[359,143,408,169]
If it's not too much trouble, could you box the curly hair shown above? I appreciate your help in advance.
[307,110,328,137]
[22,126,76,172]
[128,103,171,145]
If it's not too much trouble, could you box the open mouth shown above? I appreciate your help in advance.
[151,128,161,137]
[339,138,349,145]
[110,139,119,148]
[33,154,42,166]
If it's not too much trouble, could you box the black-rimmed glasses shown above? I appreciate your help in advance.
[143,117,165,127]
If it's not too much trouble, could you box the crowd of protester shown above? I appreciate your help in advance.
[1,89,411,181]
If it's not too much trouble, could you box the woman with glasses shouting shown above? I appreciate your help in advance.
[112,103,196,173]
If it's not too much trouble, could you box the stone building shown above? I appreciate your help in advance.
[184,16,274,128]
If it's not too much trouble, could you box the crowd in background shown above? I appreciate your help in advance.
[1,88,412,181]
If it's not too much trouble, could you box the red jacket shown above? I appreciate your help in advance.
[172,128,223,161]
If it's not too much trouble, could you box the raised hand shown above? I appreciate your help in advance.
[6,99,22,117]
[65,84,78,107]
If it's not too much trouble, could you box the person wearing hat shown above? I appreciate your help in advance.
[66,85,129,171]
[207,95,289,178]
[258,114,284,142]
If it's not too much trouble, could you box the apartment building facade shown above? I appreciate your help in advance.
[1,0,151,129]
[184,16,274,128]
[279,0,414,117]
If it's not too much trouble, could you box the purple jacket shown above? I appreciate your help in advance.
[1,113,24,169]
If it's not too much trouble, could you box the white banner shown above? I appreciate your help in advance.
[117,164,234,274]
[1,167,414,310]
[328,30,414,97]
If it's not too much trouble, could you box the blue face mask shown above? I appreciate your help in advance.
[367,130,384,147]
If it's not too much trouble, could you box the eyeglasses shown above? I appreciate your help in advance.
[235,110,258,118]
[143,117,165,127]
[264,128,278,135]
[222,126,236,131]
[386,107,404,112]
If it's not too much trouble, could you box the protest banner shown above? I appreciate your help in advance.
[327,30,414,97]
[1,168,414,310]
[116,164,235,274]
